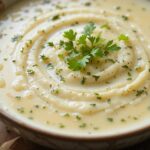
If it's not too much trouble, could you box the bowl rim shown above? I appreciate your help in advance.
[0,0,150,142]
[0,108,150,142]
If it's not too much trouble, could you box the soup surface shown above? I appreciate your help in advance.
[0,0,150,136]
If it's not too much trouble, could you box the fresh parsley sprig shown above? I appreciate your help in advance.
[57,23,122,71]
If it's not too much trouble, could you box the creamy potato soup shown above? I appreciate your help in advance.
[0,0,150,136]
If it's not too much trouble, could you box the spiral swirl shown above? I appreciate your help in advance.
[12,8,150,114]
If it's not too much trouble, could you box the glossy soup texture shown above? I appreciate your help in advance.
[0,0,150,136]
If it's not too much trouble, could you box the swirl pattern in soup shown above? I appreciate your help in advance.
[0,0,150,136]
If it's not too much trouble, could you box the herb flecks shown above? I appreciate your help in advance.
[81,77,86,85]
[11,35,23,42]
[107,117,114,122]
[136,89,147,97]
[27,69,35,75]
[48,42,54,47]
[79,123,87,128]
[52,15,60,21]
[118,34,129,42]
[15,96,22,100]
[122,15,129,21]
[59,123,65,128]
[101,24,110,30]
[40,55,49,62]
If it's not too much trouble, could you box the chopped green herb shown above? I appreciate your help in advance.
[63,41,74,51]
[90,104,96,107]
[121,118,126,122]
[12,60,16,63]
[56,68,63,75]
[101,24,110,30]
[127,77,132,80]
[63,29,77,41]
[33,64,38,67]
[68,55,90,71]
[107,99,111,103]
[15,96,22,100]
[17,107,25,114]
[11,35,23,42]
[29,109,34,114]
[95,93,102,100]
[76,115,82,121]
[122,15,129,21]
[133,117,138,120]
[128,72,132,76]
[3,58,8,61]
[122,65,129,69]
[59,75,65,82]
[58,53,64,60]
[79,123,87,128]
[106,58,115,64]
[35,105,40,109]
[105,40,121,51]
[48,42,54,47]
[64,113,70,117]
[47,63,54,69]
[84,2,91,6]
[27,69,35,75]
[51,89,60,95]
[52,15,60,21]
[107,118,114,122]
[40,55,49,61]
[118,34,129,42]
[87,72,91,75]
[83,22,96,35]
[116,6,121,10]
[78,34,87,45]
[132,29,137,33]
[136,89,145,97]
[81,77,86,85]
[59,123,65,128]
[92,75,100,81]
[42,106,47,109]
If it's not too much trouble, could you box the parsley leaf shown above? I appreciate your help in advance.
[48,23,123,71]
[68,55,91,71]
[48,42,54,47]
[105,40,121,51]
[79,55,91,68]
[63,29,77,41]
[67,58,81,71]
[83,22,96,35]
[91,47,104,57]
[78,35,87,45]
[64,41,74,51]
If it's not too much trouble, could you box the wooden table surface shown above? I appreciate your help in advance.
[0,120,150,150]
